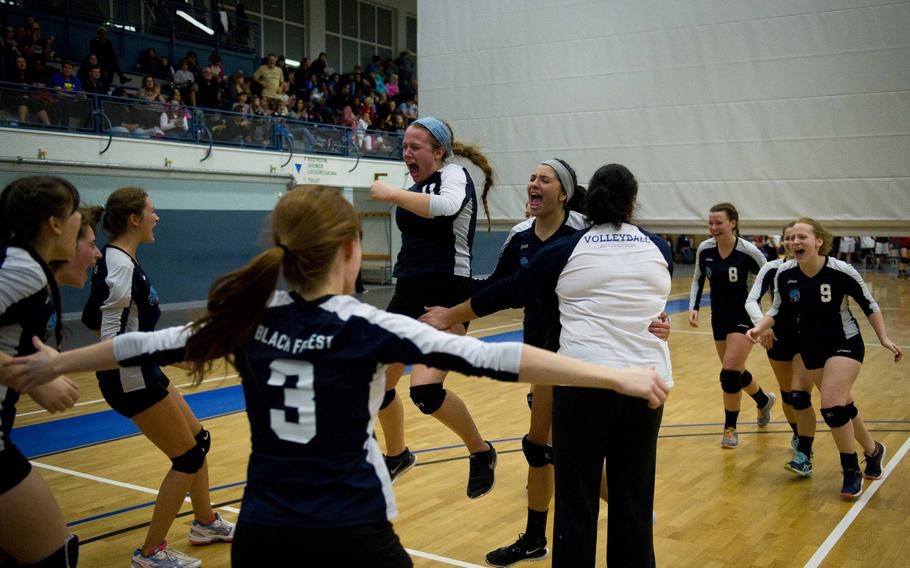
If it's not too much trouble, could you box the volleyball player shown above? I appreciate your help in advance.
[745,223,812,453]
[0,176,82,566]
[748,218,902,497]
[689,203,775,448]
[83,188,233,568]
[5,185,670,567]
[369,116,500,498]
[898,237,909,279]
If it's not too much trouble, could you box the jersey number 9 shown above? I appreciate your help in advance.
[268,359,317,444]
[820,283,832,303]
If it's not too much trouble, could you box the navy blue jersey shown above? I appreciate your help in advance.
[110,292,523,528]
[0,247,56,449]
[769,257,879,344]
[82,245,161,336]
[472,211,588,348]
[690,237,766,315]
[393,163,477,279]
[746,258,797,330]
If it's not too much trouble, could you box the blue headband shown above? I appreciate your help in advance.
[413,116,452,158]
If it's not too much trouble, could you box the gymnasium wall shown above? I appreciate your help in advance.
[418,0,910,235]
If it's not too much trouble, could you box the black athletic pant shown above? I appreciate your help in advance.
[551,387,663,567]
[232,519,412,567]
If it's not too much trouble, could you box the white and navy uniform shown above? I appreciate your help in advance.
[106,292,524,565]
[82,245,168,417]
[690,237,767,341]
[515,223,672,568]
[746,258,799,362]
[768,257,879,370]
[387,163,477,320]
[472,211,588,349]
[0,247,56,493]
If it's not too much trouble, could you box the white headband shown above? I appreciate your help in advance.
[541,159,574,203]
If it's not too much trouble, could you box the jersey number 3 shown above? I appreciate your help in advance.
[268,359,316,444]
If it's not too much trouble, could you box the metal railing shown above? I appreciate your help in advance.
[0,82,404,162]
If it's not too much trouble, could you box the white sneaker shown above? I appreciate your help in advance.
[188,512,235,545]
[131,542,201,568]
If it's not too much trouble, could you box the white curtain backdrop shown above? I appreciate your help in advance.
[418,0,910,234]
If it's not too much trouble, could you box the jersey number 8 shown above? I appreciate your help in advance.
[728,267,738,282]
[820,283,832,303]
[268,359,316,444]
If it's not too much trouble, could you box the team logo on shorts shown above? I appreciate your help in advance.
[705,267,713,278]
[149,286,160,306]
[789,289,800,302]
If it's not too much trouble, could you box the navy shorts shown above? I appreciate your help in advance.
[0,442,33,495]
[710,307,753,341]
[98,364,171,418]
[801,334,865,370]
[767,325,799,362]
[387,274,473,327]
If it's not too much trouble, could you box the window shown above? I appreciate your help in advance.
[325,0,395,74]
[406,15,417,53]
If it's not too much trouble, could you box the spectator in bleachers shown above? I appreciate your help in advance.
[19,20,53,62]
[226,69,249,104]
[291,57,310,91]
[77,53,110,86]
[385,73,400,99]
[2,26,20,57]
[50,60,85,127]
[159,56,175,83]
[136,75,164,103]
[289,98,308,120]
[82,65,109,98]
[207,53,225,83]
[90,26,129,84]
[396,49,414,84]
[157,92,191,138]
[253,53,285,102]
[276,54,291,84]
[173,58,197,106]
[309,51,327,79]
[10,55,51,126]
[104,87,156,137]
[15,16,36,44]
[396,95,417,122]
[183,50,201,75]
[195,65,221,109]
[137,47,161,76]
[377,99,397,130]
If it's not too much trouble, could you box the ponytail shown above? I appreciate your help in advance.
[452,140,495,230]
[184,246,284,383]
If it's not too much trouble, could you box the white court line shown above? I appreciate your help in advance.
[17,374,240,417]
[32,461,481,567]
[405,548,483,568]
[804,434,910,568]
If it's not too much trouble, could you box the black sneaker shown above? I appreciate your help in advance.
[485,533,548,567]
[384,448,417,483]
[467,441,496,499]
[840,468,864,499]
[863,441,887,480]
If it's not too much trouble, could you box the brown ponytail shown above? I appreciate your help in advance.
[184,185,360,383]
[451,140,496,230]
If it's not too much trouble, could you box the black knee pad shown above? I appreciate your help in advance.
[380,389,396,410]
[821,405,851,428]
[29,534,79,567]
[409,383,446,415]
[522,435,552,468]
[740,370,753,388]
[846,402,858,419]
[780,390,793,406]
[171,435,209,474]
[720,369,742,394]
[194,427,211,454]
[526,391,534,410]
[790,390,812,410]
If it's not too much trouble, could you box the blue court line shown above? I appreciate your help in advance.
[14,295,705,459]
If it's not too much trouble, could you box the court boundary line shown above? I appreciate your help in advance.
[804,434,910,568]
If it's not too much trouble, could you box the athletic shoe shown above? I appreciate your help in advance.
[467,441,497,499]
[188,511,235,545]
[757,392,776,427]
[384,448,417,483]
[131,543,200,568]
[791,434,799,453]
[721,427,738,449]
[785,451,813,477]
[863,441,887,480]
[840,468,864,499]
[485,533,548,567]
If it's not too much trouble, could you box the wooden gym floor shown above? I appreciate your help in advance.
[13,269,910,567]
